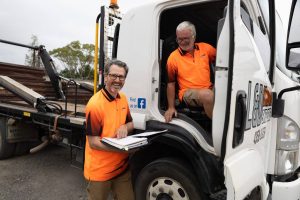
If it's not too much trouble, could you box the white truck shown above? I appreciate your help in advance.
[96,0,300,199]
[0,0,299,199]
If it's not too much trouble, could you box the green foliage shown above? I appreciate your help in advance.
[49,41,95,80]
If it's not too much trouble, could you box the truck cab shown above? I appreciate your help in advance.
[98,0,300,199]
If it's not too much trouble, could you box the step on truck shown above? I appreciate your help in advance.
[94,0,300,199]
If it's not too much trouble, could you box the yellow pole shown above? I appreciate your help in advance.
[93,19,100,94]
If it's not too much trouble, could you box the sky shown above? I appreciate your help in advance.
[0,0,151,66]
[0,0,294,67]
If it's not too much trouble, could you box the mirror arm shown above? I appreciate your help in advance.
[278,86,300,99]
[272,86,300,118]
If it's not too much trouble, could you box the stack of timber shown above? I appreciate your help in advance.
[0,62,92,106]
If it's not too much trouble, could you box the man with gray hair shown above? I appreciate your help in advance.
[164,21,216,122]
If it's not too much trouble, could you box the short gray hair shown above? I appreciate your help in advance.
[104,59,129,77]
[176,21,196,36]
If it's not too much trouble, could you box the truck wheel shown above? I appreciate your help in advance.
[0,118,15,159]
[14,142,30,156]
[135,157,204,200]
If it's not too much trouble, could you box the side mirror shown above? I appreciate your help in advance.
[287,47,300,70]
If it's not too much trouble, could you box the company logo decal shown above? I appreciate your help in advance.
[245,81,272,144]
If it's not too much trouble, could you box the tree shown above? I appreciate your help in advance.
[25,35,41,68]
[49,41,94,80]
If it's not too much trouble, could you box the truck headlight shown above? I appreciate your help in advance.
[275,116,300,175]
[277,116,300,150]
[275,150,299,175]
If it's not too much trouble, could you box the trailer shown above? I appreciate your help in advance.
[0,40,93,165]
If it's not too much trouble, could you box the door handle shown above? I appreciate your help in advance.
[233,91,247,148]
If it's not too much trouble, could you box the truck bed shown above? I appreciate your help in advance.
[0,62,92,104]
[0,62,91,133]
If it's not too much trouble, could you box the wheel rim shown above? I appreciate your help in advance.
[147,177,190,200]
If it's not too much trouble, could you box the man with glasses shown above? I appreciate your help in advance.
[84,59,134,200]
[164,21,216,122]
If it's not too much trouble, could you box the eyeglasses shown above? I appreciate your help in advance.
[176,35,195,44]
[108,73,126,81]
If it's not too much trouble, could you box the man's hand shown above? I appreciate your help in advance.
[164,107,177,123]
[115,124,128,139]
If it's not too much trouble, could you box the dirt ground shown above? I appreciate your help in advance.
[0,144,87,200]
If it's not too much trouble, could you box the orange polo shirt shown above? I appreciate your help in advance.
[84,88,133,181]
[167,42,216,101]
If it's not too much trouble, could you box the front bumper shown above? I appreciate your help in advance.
[272,173,300,200]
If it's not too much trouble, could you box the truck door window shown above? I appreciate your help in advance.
[241,7,254,35]
[241,2,271,73]
[258,0,270,31]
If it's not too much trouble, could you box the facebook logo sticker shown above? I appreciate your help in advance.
[137,98,146,109]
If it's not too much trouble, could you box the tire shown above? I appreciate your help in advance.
[14,142,30,156]
[135,157,204,200]
[0,117,16,159]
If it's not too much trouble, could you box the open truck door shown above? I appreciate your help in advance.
[213,0,275,199]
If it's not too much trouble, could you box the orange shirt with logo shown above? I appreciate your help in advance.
[167,42,216,101]
[84,88,132,181]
